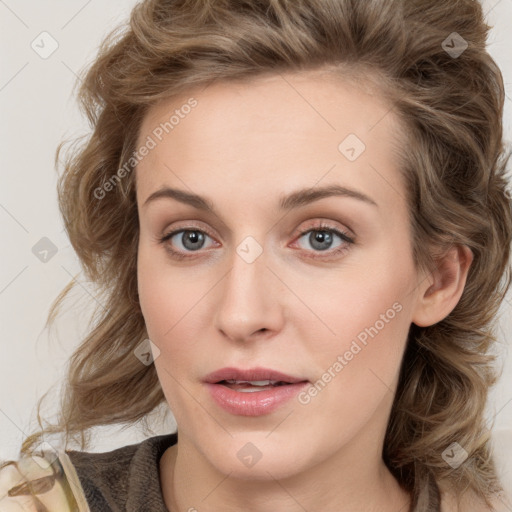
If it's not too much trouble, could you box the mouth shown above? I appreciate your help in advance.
[217,379,295,392]
[204,367,309,416]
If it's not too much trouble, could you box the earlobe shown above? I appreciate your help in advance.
[412,245,473,328]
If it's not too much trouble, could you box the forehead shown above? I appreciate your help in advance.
[137,69,400,146]
[135,71,407,210]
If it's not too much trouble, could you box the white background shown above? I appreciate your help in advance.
[0,0,511,464]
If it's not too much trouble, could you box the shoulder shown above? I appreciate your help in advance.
[0,451,89,511]
[67,432,177,512]
[0,433,178,512]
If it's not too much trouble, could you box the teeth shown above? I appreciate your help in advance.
[225,379,281,386]
[237,387,271,393]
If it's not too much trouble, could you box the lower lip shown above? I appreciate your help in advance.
[205,382,309,416]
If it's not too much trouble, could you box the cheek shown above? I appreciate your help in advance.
[137,249,198,414]
[137,242,208,340]
[298,254,414,346]
[136,243,217,399]
[292,279,413,447]
[297,250,416,392]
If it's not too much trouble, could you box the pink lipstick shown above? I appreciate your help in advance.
[204,367,309,416]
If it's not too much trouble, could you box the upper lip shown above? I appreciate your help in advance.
[204,367,308,384]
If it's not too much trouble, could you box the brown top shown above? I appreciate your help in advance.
[67,433,177,512]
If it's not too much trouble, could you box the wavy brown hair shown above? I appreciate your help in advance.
[17,0,512,510]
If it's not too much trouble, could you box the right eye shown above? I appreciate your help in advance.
[160,228,219,259]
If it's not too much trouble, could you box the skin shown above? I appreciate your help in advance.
[135,70,473,512]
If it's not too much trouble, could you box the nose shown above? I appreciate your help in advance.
[213,242,285,343]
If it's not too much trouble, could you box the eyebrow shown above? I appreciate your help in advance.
[142,184,378,212]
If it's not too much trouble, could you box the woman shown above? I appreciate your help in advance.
[1,0,511,510]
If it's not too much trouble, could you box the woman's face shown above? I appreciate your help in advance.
[136,71,428,479]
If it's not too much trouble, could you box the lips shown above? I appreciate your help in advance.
[204,367,309,416]
[219,380,288,392]
[204,367,306,385]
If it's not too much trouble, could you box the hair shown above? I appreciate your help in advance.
[15,0,512,510]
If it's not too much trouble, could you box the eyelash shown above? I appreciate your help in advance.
[159,222,355,261]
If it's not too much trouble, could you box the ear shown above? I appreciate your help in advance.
[412,244,473,328]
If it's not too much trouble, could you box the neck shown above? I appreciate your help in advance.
[160,434,411,512]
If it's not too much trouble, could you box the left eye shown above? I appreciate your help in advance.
[295,228,352,252]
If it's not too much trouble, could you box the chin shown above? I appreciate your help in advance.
[205,434,313,481]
